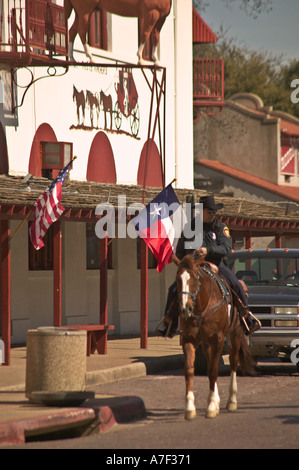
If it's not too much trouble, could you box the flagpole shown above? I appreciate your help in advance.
[8,207,34,243]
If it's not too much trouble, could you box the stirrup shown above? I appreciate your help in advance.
[155,317,173,338]
[241,315,250,333]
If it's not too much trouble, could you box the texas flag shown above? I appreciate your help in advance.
[132,184,187,272]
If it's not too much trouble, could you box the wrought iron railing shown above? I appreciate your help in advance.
[0,0,67,58]
[193,58,224,105]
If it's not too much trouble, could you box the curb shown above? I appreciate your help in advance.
[0,395,146,445]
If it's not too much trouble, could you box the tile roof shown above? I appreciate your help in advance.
[198,159,299,203]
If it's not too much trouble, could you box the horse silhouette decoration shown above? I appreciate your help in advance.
[64,0,172,65]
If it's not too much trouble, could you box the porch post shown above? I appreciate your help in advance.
[53,221,62,327]
[140,240,148,349]
[99,235,108,353]
[1,220,11,365]
[275,234,282,248]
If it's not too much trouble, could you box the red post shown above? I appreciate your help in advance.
[100,235,108,353]
[275,234,282,248]
[140,240,148,349]
[1,220,11,365]
[53,221,62,327]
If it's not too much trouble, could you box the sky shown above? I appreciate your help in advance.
[199,0,299,63]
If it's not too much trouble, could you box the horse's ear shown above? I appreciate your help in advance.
[172,254,180,266]
[194,254,205,267]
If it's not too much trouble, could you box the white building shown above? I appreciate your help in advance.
[0,0,194,359]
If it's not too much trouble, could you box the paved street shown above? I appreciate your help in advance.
[5,364,299,450]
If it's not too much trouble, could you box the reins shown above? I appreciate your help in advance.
[178,265,226,321]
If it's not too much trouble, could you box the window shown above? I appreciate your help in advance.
[86,223,113,269]
[88,10,108,50]
[28,224,53,270]
[40,141,73,179]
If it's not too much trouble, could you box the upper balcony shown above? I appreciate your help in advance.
[193,58,225,108]
[0,0,68,67]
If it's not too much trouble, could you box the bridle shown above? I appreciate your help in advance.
[178,266,226,320]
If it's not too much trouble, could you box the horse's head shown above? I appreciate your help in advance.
[175,254,203,319]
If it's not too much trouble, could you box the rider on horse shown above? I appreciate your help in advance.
[158,195,261,338]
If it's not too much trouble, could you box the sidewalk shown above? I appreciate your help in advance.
[0,335,184,445]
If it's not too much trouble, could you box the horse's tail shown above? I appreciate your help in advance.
[238,333,256,376]
[64,0,73,19]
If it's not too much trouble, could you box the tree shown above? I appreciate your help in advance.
[193,0,273,18]
[194,34,299,118]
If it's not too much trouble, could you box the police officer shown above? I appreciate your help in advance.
[158,195,260,337]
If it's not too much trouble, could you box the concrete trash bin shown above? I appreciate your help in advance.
[26,327,87,401]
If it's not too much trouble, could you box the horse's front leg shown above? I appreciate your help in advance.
[183,340,196,420]
[226,326,240,412]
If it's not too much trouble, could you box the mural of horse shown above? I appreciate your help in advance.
[86,90,100,128]
[73,85,85,125]
[100,90,113,130]
[64,0,172,64]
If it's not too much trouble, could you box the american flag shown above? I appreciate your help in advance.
[29,161,73,250]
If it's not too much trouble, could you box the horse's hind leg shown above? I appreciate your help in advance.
[183,340,196,420]
[137,10,160,64]
[151,16,167,65]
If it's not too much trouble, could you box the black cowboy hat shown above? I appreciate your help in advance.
[199,195,224,211]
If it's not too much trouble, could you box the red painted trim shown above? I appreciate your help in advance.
[1,220,11,365]
[53,221,62,327]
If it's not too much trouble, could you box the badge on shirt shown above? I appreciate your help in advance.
[223,226,230,238]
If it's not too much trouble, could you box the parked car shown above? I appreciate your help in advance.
[228,248,299,364]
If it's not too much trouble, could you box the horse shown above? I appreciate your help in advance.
[64,0,172,64]
[86,90,100,128]
[173,254,256,420]
[73,85,85,125]
[100,90,113,129]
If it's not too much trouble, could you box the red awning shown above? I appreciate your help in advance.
[193,8,217,44]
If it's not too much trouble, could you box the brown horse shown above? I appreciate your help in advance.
[173,254,255,420]
[64,0,172,64]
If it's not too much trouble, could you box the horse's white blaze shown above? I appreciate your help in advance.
[180,271,191,310]
[185,391,196,420]
[206,382,220,419]
[226,370,238,412]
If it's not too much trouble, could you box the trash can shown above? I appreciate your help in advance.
[26,327,87,401]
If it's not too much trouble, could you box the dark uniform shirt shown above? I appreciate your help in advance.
[176,217,232,266]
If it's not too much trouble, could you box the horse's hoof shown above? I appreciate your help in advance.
[226,402,237,412]
[185,410,196,420]
[205,408,219,419]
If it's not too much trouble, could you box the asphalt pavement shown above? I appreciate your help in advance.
[0,335,185,445]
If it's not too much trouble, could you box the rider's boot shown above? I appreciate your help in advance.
[156,316,178,338]
[241,310,261,335]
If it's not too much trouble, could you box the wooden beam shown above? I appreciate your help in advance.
[100,235,108,354]
[140,240,148,349]
[53,221,62,327]
[1,220,11,365]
